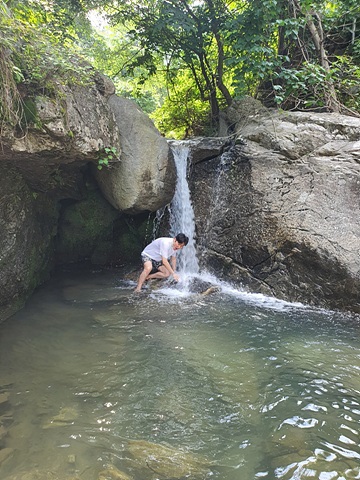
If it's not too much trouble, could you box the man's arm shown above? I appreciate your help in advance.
[162,255,179,282]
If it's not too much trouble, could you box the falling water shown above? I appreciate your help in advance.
[169,142,199,276]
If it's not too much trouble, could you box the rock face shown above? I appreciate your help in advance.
[0,74,175,322]
[95,96,176,214]
[0,168,58,321]
[189,98,360,313]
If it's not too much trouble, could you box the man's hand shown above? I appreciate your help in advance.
[173,273,180,282]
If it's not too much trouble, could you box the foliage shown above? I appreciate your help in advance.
[222,0,360,114]
[1,0,90,84]
[1,0,360,138]
[85,0,360,132]
[0,45,22,132]
[150,68,219,138]
[88,21,166,114]
[88,0,234,132]
[97,146,119,170]
[0,0,99,132]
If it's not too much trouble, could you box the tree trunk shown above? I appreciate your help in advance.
[214,31,233,106]
[291,0,339,112]
[198,53,220,128]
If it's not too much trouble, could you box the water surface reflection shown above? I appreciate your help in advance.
[0,268,359,480]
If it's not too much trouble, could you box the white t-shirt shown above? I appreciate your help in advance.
[142,237,176,261]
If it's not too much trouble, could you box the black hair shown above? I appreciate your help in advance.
[176,233,189,246]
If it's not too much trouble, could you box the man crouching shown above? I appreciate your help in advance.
[134,233,189,292]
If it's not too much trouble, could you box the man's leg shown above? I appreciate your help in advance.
[147,265,170,280]
[134,261,153,292]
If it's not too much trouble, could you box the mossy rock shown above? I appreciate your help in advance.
[113,213,154,265]
[57,185,119,263]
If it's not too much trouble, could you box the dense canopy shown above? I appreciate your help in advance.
[1,0,359,137]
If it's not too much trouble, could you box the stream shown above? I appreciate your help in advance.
[0,267,359,480]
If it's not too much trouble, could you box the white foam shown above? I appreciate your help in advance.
[146,270,307,312]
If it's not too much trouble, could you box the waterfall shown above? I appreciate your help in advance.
[154,142,304,307]
[169,142,199,277]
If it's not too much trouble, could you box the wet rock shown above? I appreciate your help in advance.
[123,269,139,283]
[55,182,119,265]
[186,277,213,293]
[169,137,231,164]
[127,439,210,478]
[0,167,59,325]
[200,286,221,296]
[125,272,220,296]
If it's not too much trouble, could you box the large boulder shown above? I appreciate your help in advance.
[95,96,176,214]
[0,76,122,201]
[190,98,360,313]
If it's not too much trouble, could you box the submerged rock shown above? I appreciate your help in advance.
[0,447,13,466]
[126,271,221,297]
[42,406,78,429]
[0,424,8,441]
[127,439,210,478]
[3,470,59,480]
[185,277,221,295]
[200,286,221,296]
[98,466,133,480]
[0,392,10,405]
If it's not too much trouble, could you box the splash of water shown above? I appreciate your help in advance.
[169,142,199,278]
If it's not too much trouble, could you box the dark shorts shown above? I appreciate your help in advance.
[141,254,162,273]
